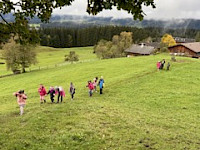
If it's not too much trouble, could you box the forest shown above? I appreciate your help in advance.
[39,26,199,48]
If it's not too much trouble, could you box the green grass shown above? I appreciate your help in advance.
[0,46,96,76]
[0,48,200,149]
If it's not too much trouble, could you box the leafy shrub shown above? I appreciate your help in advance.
[65,51,79,63]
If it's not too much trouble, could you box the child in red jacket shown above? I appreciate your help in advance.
[86,81,94,97]
[38,84,47,104]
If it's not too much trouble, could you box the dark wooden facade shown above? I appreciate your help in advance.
[168,45,199,58]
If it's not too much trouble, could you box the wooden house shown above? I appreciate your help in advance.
[168,42,200,58]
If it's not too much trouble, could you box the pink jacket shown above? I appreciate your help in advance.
[38,87,47,96]
[157,62,161,69]
[13,92,27,105]
[55,89,66,97]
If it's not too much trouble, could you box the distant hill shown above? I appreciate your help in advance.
[2,14,200,30]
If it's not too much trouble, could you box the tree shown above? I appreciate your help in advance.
[65,51,79,64]
[160,34,176,53]
[117,32,133,56]
[161,34,176,47]
[95,31,133,59]
[95,40,113,59]
[2,39,37,73]
[0,0,155,45]
[195,32,200,42]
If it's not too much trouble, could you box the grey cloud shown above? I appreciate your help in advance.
[52,0,200,20]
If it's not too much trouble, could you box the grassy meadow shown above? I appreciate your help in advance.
[0,46,96,76]
[0,46,200,149]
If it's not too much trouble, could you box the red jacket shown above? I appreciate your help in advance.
[38,87,47,96]
[88,83,94,90]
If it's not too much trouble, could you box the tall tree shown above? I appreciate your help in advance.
[2,39,37,73]
[0,0,155,45]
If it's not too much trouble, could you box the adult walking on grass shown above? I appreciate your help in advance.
[47,86,56,103]
[69,82,75,100]
[86,81,94,97]
[98,76,104,94]
[38,84,47,104]
[13,90,27,116]
[55,86,65,103]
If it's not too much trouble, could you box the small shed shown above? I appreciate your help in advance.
[168,42,200,58]
[125,43,155,56]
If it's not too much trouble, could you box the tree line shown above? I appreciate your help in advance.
[39,26,161,48]
[39,26,200,48]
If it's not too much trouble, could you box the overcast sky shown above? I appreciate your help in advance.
[53,0,200,20]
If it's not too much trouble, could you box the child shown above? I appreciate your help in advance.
[13,90,27,115]
[93,77,98,92]
[167,62,171,70]
[69,82,75,100]
[38,84,47,104]
[55,86,65,103]
[86,81,94,97]
[47,86,56,103]
[98,76,104,94]
[157,61,161,71]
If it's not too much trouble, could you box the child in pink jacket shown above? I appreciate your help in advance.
[38,84,47,104]
[55,86,65,103]
[157,61,161,71]
[13,90,27,115]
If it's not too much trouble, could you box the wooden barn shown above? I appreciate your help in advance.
[168,42,200,58]
[125,43,155,56]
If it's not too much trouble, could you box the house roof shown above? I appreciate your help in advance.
[174,37,195,43]
[140,42,160,49]
[169,42,200,53]
[125,44,155,55]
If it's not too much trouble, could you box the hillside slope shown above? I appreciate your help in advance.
[0,53,200,149]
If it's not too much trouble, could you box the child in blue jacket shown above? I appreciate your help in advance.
[98,76,104,94]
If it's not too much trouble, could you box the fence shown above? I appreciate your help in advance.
[0,59,97,79]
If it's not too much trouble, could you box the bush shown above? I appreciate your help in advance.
[65,51,79,63]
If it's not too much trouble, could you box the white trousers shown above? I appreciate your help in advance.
[19,104,25,115]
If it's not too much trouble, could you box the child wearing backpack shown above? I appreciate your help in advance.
[13,90,27,115]
[69,82,75,100]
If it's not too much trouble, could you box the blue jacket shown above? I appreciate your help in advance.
[99,79,104,89]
